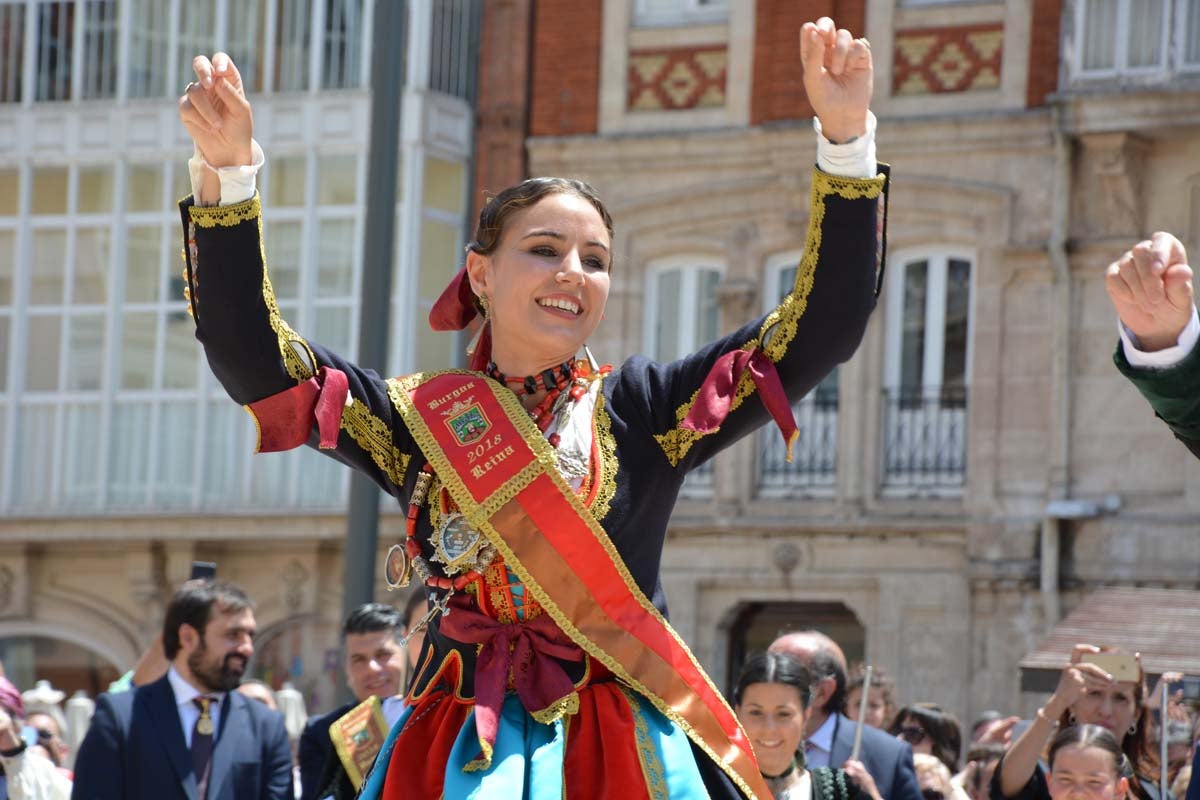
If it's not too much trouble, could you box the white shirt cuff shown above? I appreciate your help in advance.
[814,111,877,179]
[1120,306,1200,369]
[188,139,265,206]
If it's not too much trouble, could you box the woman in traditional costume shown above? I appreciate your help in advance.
[177,16,886,800]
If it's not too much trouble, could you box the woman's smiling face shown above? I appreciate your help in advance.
[467,191,611,373]
[737,681,810,777]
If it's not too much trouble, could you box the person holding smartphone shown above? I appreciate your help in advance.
[991,645,1167,800]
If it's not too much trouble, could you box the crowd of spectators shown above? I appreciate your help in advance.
[736,633,1200,800]
[2,589,1197,800]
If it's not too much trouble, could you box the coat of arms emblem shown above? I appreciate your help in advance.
[443,397,489,445]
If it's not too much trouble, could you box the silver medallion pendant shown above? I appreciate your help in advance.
[430,512,486,576]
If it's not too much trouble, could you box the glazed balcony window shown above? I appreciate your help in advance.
[645,260,723,493]
[758,255,839,496]
[881,251,972,495]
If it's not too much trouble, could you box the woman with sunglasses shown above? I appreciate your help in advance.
[735,653,884,800]
[891,704,964,774]
[992,645,1162,800]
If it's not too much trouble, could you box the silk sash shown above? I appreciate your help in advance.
[394,370,769,800]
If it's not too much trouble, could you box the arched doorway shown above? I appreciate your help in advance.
[251,615,342,716]
[725,601,865,695]
[0,636,121,698]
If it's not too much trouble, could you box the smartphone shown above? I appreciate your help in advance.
[1179,676,1200,700]
[1081,653,1139,682]
[190,561,217,581]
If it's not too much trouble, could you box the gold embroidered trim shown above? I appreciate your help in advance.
[530,691,580,725]
[621,686,670,800]
[591,389,617,521]
[256,215,316,382]
[341,391,410,487]
[188,195,261,229]
[654,167,886,467]
[389,370,759,799]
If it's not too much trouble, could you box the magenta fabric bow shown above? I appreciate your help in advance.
[438,594,583,761]
[681,348,799,462]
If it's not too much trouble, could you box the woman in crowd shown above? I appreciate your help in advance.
[845,663,898,730]
[735,652,883,800]
[1044,726,1132,800]
[176,13,887,799]
[892,703,964,773]
[992,645,1163,800]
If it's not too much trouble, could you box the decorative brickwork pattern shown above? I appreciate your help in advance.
[893,24,1004,95]
[627,46,728,111]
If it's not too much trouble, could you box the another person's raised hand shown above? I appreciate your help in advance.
[1044,644,1113,718]
[178,53,254,168]
[800,17,872,145]
[1106,232,1193,352]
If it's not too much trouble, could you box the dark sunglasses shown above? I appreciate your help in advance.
[922,790,945,800]
[33,728,55,741]
[898,726,928,745]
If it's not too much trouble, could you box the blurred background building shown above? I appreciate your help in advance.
[0,0,1198,723]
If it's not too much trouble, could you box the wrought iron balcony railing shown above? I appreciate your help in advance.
[759,388,838,493]
[881,386,967,492]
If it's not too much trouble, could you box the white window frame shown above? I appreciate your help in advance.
[880,247,974,496]
[642,255,725,362]
[1073,0,1173,79]
[1179,0,1200,71]
[883,247,976,394]
[633,0,729,28]
[643,256,724,493]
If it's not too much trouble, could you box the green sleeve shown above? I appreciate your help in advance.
[1113,338,1200,456]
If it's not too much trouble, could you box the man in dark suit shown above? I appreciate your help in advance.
[72,580,292,800]
[298,599,418,800]
[771,631,922,800]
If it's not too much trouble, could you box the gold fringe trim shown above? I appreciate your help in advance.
[389,370,760,800]
[341,390,411,487]
[591,391,617,521]
[621,686,670,800]
[530,691,580,725]
[654,167,886,467]
[188,195,261,229]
